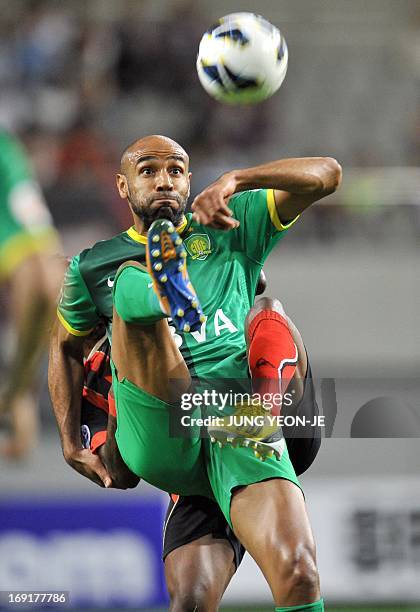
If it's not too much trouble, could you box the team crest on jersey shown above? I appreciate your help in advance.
[184,233,212,261]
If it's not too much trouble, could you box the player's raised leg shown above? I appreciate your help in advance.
[231,479,322,610]
[79,314,206,495]
[110,258,210,497]
[111,259,192,399]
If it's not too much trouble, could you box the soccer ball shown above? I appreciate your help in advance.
[196,12,288,105]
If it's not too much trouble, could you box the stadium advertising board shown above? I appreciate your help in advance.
[0,498,167,609]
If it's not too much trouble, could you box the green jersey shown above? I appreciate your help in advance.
[58,188,298,379]
[0,131,59,278]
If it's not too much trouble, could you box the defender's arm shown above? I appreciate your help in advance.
[48,318,112,487]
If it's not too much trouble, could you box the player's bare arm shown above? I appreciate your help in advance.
[191,156,342,228]
[48,319,112,488]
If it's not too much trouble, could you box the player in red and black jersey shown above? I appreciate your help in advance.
[81,325,111,454]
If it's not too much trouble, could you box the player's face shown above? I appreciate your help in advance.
[120,145,191,229]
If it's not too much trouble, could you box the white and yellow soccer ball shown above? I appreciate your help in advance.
[196,12,288,105]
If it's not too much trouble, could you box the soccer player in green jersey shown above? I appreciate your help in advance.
[0,130,63,459]
[50,135,341,611]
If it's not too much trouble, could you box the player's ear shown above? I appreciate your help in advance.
[116,174,128,199]
[187,171,192,196]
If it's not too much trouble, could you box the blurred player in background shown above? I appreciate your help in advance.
[49,135,341,611]
[0,131,63,459]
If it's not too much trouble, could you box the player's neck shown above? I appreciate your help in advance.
[132,218,147,237]
[131,216,187,238]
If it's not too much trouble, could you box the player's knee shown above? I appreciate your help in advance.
[245,297,274,332]
[112,472,139,489]
[107,463,139,489]
[98,446,139,489]
[255,296,286,315]
[169,582,219,611]
[246,297,286,330]
[281,545,319,600]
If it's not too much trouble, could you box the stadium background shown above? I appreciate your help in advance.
[0,0,419,610]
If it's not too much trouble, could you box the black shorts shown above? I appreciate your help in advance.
[162,494,245,569]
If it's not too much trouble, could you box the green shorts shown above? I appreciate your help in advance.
[112,367,301,528]
[0,226,59,280]
[112,365,212,498]
[0,193,59,280]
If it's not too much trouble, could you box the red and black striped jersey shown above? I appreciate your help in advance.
[82,336,111,413]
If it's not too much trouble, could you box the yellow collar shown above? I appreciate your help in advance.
[127,217,188,244]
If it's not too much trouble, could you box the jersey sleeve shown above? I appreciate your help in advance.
[57,254,99,336]
[228,189,299,264]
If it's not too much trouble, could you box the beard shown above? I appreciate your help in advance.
[129,191,187,229]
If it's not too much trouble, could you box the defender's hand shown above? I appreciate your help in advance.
[65,447,112,488]
[191,173,240,230]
